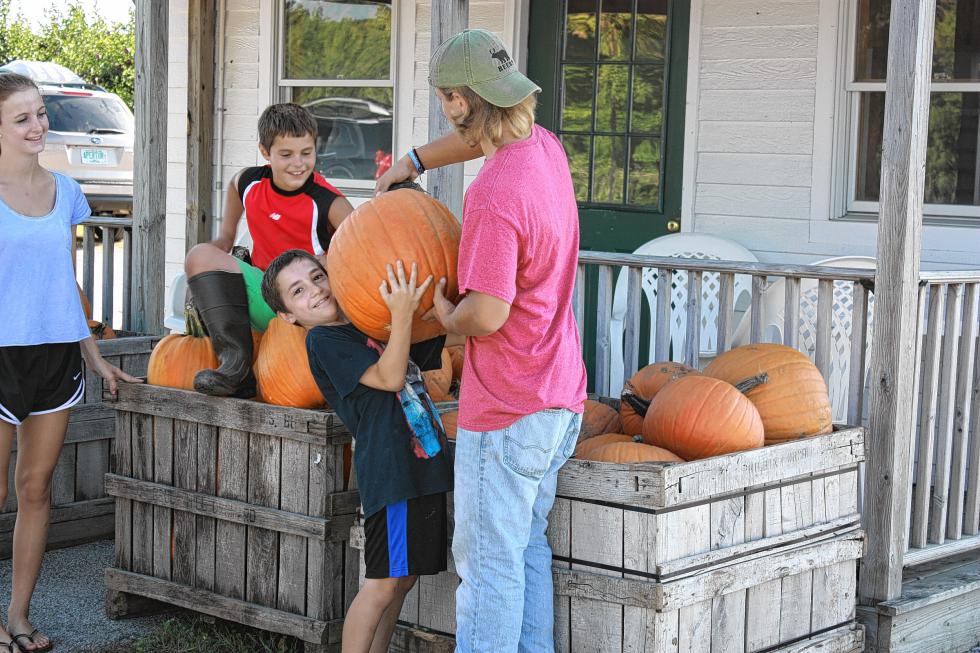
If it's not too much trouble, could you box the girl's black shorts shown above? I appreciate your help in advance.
[0,342,84,425]
[363,492,448,579]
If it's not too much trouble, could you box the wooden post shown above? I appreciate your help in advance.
[186,0,217,251]
[131,0,168,335]
[428,0,467,218]
[859,0,936,604]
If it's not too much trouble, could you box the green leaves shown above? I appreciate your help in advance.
[0,0,135,108]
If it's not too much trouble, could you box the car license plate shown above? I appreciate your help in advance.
[81,148,110,165]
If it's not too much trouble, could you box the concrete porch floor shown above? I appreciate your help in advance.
[0,539,168,652]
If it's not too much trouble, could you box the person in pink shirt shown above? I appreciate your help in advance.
[377,29,587,652]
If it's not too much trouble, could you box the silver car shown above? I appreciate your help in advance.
[38,83,135,216]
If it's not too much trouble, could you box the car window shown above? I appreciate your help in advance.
[43,95,133,134]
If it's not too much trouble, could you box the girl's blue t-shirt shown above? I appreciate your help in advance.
[0,172,92,346]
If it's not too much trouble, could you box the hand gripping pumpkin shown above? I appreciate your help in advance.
[326,188,462,343]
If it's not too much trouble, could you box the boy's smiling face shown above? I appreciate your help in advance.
[260,132,317,191]
[277,257,342,328]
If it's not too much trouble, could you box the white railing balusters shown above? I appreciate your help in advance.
[623,266,643,382]
[74,217,134,332]
[594,265,614,398]
[783,277,801,349]
[947,283,979,540]
[814,279,834,381]
[716,272,735,355]
[685,271,702,369]
[750,275,767,343]
[847,281,870,427]
[655,269,672,362]
[930,284,964,544]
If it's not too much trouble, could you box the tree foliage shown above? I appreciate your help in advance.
[0,0,135,108]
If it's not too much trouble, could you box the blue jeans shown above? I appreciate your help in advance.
[453,408,582,653]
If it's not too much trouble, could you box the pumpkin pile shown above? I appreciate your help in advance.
[574,345,832,464]
[326,189,462,343]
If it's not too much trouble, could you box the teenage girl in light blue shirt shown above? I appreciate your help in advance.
[0,72,141,653]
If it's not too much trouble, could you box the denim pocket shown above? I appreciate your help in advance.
[502,409,568,479]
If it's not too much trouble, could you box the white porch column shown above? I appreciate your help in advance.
[428,0,468,218]
[860,0,936,603]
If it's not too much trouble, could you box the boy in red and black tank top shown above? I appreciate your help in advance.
[183,103,355,398]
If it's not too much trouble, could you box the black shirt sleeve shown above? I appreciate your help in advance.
[236,166,267,204]
[308,326,379,399]
[410,335,447,372]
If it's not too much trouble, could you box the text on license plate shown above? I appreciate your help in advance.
[81,148,110,165]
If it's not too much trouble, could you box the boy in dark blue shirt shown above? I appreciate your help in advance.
[261,249,453,653]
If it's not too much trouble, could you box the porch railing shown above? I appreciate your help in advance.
[74,216,134,331]
[903,272,980,567]
[574,251,980,573]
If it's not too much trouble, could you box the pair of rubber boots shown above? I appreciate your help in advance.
[187,271,256,398]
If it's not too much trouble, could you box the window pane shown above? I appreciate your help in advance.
[855,0,980,82]
[283,1,391,80]
[629,138,661,206]
[933,0,980,81]
[592,135,627,202]
[565,0,597,61]
[631,65,664,134]
[635,0,668,62]
[599,0,633,61]
[562,65,595,132]
[288,87,393,181]
[856,92,980,205]
[562,134,592,202]
[596,64,630,132]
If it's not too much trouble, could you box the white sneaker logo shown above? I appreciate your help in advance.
[269,212,282,221]
[73,372,82,380]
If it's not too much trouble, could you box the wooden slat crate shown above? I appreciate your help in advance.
[352,426,866,652]
[1,335,159,558]
[104,383,361,653]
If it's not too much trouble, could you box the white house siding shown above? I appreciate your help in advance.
[685,0,980,268]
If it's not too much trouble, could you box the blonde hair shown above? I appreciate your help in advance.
[438,86,536,148]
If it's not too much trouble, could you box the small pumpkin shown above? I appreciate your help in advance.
[574,432,636,460]
[255,317,326,409]
[447,345,464,381]
[620,362,699,435]
[642,375,764,460]
[326,189,462,343]
[440,409,458,439]
[88,320,116,340]
[147,310,219,390]
[703,343,832,444]
[424,349,454,402]
[579,399,622,441]
[590,441,684,464]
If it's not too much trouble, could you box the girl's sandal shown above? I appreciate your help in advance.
[11,630,51,653]
[0,641,17,653]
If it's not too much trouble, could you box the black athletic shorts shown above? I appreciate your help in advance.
[0,342,84,425]
[363,492,448,579]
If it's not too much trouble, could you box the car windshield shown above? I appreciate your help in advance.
[44,94,133,134]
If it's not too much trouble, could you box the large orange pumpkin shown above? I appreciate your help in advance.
[590,442,684,464]
[148,311,219,390]
[579,400,622,441]
[447,345,464,381]
[255,317,326,409]
[326,189,461,343]
[424,349,454,402]
[703,343,832,444]
[642,375,764,460]
[620,362,699,435]
[575,432,636,459]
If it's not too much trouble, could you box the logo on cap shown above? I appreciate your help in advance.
[489,47,514,73]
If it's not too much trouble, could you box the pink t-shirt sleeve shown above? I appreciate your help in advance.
[457,209,519,304]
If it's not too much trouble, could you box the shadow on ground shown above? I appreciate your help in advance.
[0,540,169,652]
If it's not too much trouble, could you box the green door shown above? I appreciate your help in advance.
[527,0,690,253]
[526,1,690,389]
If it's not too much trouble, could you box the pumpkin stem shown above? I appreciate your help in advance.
[621,384,652,417]
[734,373,769,394]
[184,306,208,339]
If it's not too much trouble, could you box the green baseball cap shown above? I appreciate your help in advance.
[429,29,541,108]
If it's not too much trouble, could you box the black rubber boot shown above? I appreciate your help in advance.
[187,271,256,398]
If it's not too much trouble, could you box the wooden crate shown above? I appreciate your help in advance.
[353,426,866,652]
[104,383,361,653]
[0,334,159,558]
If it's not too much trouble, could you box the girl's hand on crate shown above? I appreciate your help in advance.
[80,336,144,397]
[379,260,433,323]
